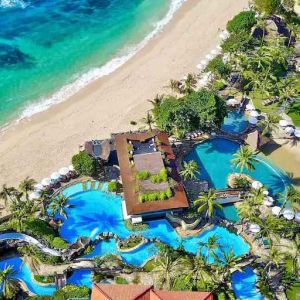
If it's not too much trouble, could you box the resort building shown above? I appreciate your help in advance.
[91,284,213,300]
[85,139,112,163]
[113,131,189,222]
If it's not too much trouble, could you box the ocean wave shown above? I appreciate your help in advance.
[17,0,187,123]
[0,0,28,9]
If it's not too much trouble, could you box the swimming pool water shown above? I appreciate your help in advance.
[185,137,289,195]
[221,110,248,134]
[66,269,93,288]
[0,257,56,296]
[232,267,264,300]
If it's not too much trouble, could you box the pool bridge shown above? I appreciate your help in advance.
[215,189,247,204]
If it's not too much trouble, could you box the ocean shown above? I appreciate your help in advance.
[0,0,184,127]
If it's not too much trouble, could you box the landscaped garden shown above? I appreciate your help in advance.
[1,0,300,299]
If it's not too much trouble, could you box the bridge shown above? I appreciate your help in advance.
[215,189,246,204]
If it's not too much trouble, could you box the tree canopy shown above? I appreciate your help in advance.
[226,11,257,34]
[71,151,97,176]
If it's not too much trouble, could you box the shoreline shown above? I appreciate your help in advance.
[0,0,248,186]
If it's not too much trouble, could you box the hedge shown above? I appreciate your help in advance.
[226,11,257,34]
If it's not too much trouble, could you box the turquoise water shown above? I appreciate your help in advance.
[67,269,93,288]
[0,257,56,296]
[0,0,173,126]
[185,138,289,194]
[232,267,264,300]
[221,110,248,134]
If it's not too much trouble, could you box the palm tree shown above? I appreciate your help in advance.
[198,234,220,262]
[153,250,189,290]
[231,145,258,173]
[0,265,19,299]
[38,189,51,216]
[277,78,298,110]
[148,94,164,110]
[247,188,265,205]
[264,247,285,276]
[49,194,73,220]
[183,73,197,95]
[280,186,300,211]
[19,177,36,199]
[237,200,259,221]
[21,246,41,274]
[168,79,181,94]
[256,17,267,44]
[141,111,155,131]
[258,113,279,137]
[286,23,299,47]
[0,184,12,206]
[195,189,223,219]
[180,160,200,180]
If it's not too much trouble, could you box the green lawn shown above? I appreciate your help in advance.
[286,282,300,300]
[249,91,280,114]
[287,102,300,127]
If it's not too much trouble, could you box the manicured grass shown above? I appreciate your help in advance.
[249,91,279,113]
[115,276,128,284]
[143,259,156,272]
[287,102,300,127]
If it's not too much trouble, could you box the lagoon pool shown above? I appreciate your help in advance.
[221,110,248,134]
[0,257,56,296]
[67,269,93,288]
[185,137,289,195]
[232,267,264,300]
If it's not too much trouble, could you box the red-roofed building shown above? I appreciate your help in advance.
[91,284,213,300]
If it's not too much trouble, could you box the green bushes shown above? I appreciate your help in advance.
[115,276,128,284]
[84,244,94,255]
[119,235,143,250]
[212,80,226,91]
[51,285,90,299]
[124,220,148,231]
[136,170,151,180]
[254,0,280,15]
[139,188,172,202]
[71,151,97,176]
[52,237,68,249]
[107,180,120,192]
[33,275,55,284]
[150,168,168,184]
[222,32,253,53]
[227,11,257,34]
[206,56,230,77]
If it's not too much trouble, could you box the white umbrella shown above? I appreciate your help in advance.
[246,103,255,111]
[263,190,269,196]
[252,181,263,189]
[294,129,300,138]
[29,191,40,200]
[279,119,290,127]
[250,110,260,117]
[50,172,61,181]
[69,165,75,171]
[285,126,295,135]
[272,206,282,216]
[41,178,51,187]
[264,196,274,207]
[283,208,295,220]
[226,98,239,106]
[34,183,44,191]
[249,116,258,125]
[249,224,261,233]
[295,212,300,222]
[59,167,69,176]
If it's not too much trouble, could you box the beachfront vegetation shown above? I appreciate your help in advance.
[0,265,19,299]
[107,180,120,192]
[226,11,257,34]
[71,150,97,176]
[152,90,227,137]
[49,194,74,220]
[254,0,281,15]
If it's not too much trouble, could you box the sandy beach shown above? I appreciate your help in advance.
[0,0,249,187]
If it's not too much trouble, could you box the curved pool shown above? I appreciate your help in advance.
[221,110,248,134]
[0,257,56,296]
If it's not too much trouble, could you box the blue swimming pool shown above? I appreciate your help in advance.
[67,269,93,288]
[232,267,264,300]
[221,110,248,134]
[0,257,56,296]
[185,138,289,194]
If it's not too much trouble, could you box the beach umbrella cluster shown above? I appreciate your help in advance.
[249,223,261,233]
[226,98,239,106]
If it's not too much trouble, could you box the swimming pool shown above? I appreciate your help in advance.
[221,110,248,134]
[0,257,56,296]
[232,267,264,300]
[185,137,289,194]
[66,268,93,288]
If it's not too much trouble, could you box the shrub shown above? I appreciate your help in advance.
[51,285,90,299]
[159,191,167,201]
[84,245,94,255]
[130,120,137,125]
[166,188,172,198]
[206,56,230,77]
[212,80,226,91]
[115,276,128,284]
[221,31,253,53]
[124,220,148,231]
[136,170,151,180]
[52,237,68,249]
[71,151,97,176]
[33,275,55,284]
[254,0,280,15]
[226,11,257,34]
[108,180,119,192]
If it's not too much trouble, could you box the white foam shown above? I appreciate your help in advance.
[16,0,187,123]
[0,0,28,9]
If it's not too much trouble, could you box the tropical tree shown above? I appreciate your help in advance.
[280,185,300,211]
[195,189,223,218]
[258,113,280,136]
[19,177,36,199]
[231,145,258,173]
[48,194,74,220]
[277,77,298,110]
[168,79,181,94]
[264,247,286,276]
[180,160,200,180]
[0,265,19,299]
[21,245,41,274]
[148,94,164,110]
[237,200,259,221]
[183,73,197,95]
[286,23,299,47]
[247,188,265,205]
[198,234,220,262]
[0,184,15,206]
[38,189,51,217]
[153,248,189,290]
[141,111,155,131]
